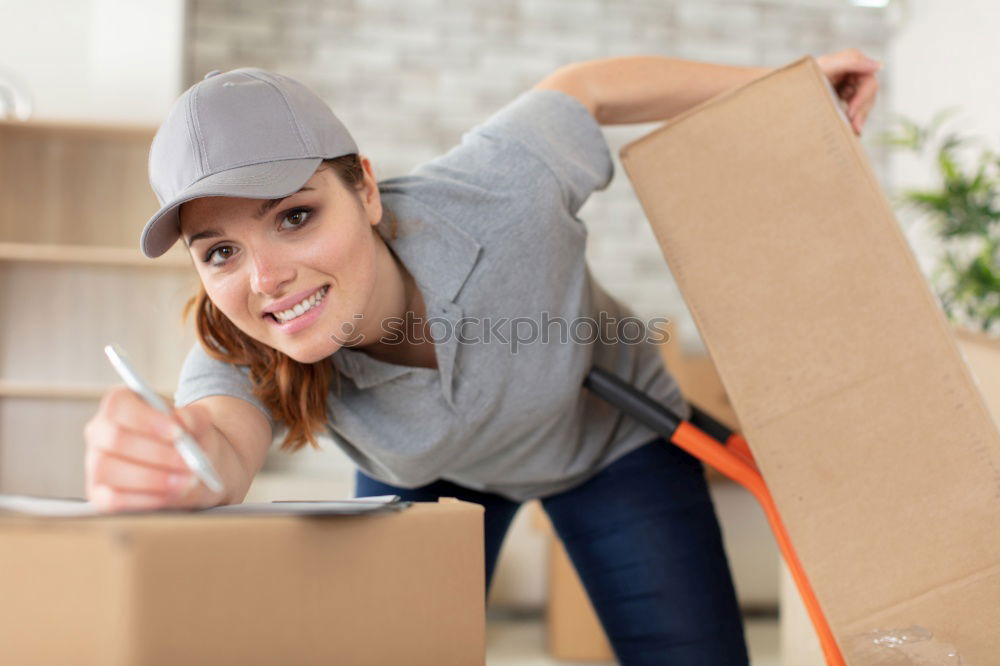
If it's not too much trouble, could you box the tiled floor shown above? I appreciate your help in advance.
[486,614,780,666]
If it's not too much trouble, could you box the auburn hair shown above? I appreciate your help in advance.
[181,154,394,452]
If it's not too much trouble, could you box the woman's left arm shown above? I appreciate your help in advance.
[533,49,881,135]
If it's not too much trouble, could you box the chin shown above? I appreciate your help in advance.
[279,340,339,365]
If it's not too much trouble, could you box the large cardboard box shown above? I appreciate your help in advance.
[0,498,484,665]
[779,326,1000,664]
[621,57,1000,663]
[659,337,741,433]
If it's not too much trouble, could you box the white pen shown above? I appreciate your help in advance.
[103,344,225,494]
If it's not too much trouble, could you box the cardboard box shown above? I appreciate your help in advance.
[659,338,741,433]
[955,328,1000,426]
[621,57,1000,664]
[781,325,1000,665]
[0,498,484,665]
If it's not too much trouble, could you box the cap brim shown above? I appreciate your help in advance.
[140,157,324,258]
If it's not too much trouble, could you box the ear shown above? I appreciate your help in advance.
[358,155,383,227]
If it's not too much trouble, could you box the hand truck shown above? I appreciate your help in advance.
[585,366,845,666]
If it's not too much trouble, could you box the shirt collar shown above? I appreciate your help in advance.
[329,189,482,401]
[375,189,482,303]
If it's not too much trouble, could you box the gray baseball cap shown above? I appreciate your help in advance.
[141,68,358,258]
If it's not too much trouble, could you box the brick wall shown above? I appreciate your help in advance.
[186,0,889,350]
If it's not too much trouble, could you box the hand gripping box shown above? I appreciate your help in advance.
[0,498,484,665]
[621,57,1000,664]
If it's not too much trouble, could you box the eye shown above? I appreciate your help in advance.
[204,245,237,266]
[279,207,312,230]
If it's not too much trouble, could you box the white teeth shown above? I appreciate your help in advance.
[273,286,328,324]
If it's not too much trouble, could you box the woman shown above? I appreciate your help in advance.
[84,50,879,664]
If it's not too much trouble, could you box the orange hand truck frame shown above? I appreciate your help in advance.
[585,367,844,666]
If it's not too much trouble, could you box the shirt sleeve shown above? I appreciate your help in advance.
[415,88,614,217]
[173,342,277,429]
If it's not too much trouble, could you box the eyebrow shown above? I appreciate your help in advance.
[184,186,316,247]
[255,186,315,219]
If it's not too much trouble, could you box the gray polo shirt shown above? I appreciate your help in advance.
[174,88,689,502]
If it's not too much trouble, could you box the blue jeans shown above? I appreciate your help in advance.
[355,438,749,665]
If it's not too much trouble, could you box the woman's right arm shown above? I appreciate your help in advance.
[533,49,880,135]
[83,389,273,512]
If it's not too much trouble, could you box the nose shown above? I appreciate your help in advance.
[249,249,295,296]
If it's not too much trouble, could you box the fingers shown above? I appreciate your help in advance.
[820,47,881,80]
[88,486,176,513]
[85,416,189,472]
[85,458,194,514]
[86,446,187,494]
[98,386,184,442]
[84,387,215,513]
[818,48,881,135]
[848,73,879,134]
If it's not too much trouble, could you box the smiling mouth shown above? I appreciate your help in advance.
[267,285,330,324]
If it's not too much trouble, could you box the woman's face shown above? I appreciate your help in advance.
[179,160,383,364]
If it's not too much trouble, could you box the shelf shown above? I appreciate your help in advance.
[0,242,191,269]
[0,381,176,401]
[0,117,156,138]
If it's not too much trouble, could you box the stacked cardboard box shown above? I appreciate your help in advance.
[0,498,484,665]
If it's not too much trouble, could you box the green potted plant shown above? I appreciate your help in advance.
[883,110,1000,336]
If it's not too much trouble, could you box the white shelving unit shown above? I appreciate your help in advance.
[0,119,198,496]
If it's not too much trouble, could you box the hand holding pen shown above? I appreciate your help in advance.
[82,344,227,512]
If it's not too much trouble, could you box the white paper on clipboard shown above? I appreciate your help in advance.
[0,494,410,518]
